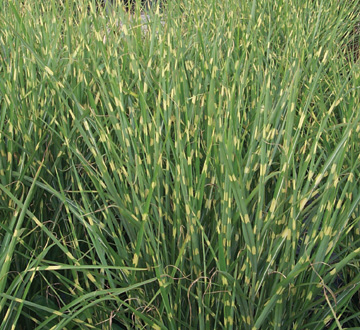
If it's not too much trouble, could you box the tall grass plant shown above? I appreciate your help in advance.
[1,0,360,328]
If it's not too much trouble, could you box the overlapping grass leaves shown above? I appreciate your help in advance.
[0,0,360,329]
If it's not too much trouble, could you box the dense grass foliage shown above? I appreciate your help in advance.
[1,0,360,329]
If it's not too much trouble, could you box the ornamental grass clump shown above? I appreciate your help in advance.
[0,0,360,329]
